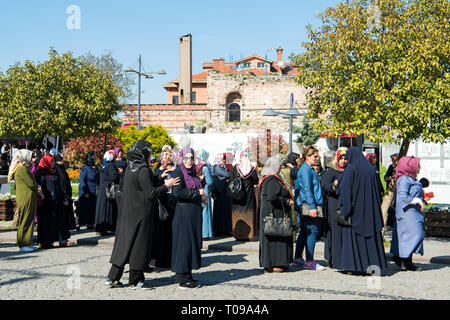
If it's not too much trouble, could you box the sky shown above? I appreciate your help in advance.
[0,0,341,104]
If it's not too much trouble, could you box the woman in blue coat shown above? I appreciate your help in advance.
[391,156,424,271]
[78,152,100,229]
[196,149,214,240]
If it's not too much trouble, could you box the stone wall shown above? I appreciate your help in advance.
[123,72,310,134]
[206,71,308,133]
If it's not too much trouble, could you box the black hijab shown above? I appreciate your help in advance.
[84,151,96,167]
[127,140,153,172]
[337,147,383,237]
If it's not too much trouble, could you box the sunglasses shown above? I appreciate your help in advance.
[182,156,194,161]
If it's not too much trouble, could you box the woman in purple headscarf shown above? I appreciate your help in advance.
[390,156,424,271]
[171,147,206,289]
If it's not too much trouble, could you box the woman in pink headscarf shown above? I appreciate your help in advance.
[390,156,424,271]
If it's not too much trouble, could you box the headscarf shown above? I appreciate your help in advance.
[335,147,348,171]
[160,148,174,168]
[286,152,300,166]
[101,150,115,171]
[395,156,421,182]
[365,153,377,165]
[113,147,123,159]
[260,154,283,177]
[7,149,33,182]
[35,154,56,176]
[214,152,233,172]
[238,148,254,177]
[195,149,210,173]
[178,147,203,190]
[84,151,96,167]
[127,140,153,173]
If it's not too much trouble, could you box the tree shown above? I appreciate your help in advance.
[290,0,449,239]
[115,124,177,159]
[294,117,321,148]
[290,0,449,157]
[82,51,136,101]
[0,48,124,139]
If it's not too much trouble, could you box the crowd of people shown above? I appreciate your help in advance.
[7,137,429,290]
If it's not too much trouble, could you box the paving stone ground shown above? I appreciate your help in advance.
[0,240,448,301]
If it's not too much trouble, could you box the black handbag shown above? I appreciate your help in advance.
[335,172,356,227]
[229,176,246,201]
[105,183,120,200]
[158,199,169,221]
[262,194,293,238]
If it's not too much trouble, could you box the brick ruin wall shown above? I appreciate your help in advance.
[123,72,309,134]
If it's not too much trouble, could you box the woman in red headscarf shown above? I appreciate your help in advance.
[390,156,424,271]
[35,154,74,248]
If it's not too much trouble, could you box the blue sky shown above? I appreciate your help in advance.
[0,0,341,104]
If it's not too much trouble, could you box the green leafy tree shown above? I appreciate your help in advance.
[290,0,449,157]
[0,48,124,139]
[293,117,321,148]
[115,124,177,159]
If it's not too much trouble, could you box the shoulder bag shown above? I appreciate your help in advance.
[261,178,293,238]
[105,182,120,200]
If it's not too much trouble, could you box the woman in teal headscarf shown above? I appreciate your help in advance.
[196,149,214,240]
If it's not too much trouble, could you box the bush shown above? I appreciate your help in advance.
[115,124,177,159]
[64,134,125,168]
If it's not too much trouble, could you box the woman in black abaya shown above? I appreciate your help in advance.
[335,147,387,274]
[105,140,179,289]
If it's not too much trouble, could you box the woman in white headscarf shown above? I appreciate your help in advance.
[230,146,259,240]
[8,150,41,252]
[258,155,294,272]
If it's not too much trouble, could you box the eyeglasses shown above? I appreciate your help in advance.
[182,156,194,161]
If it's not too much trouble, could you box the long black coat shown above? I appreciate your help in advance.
[259,175,293,268]
[95,162,120,233]
[109,165,167,270]
[171,167,202,274]
[230,165,259,210]
[212,165,233,236]
[320,167,343,268]
[55,164,76,230]
[335,147,387,273]
[150,167,176,268]
[36,173,69,244]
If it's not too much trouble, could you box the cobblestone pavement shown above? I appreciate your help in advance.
[0,243,448,300]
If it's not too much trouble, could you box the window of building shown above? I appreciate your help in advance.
[242,62,250,68]
[172,95,179,104]
[257,62,265,68]
[192,92,196,103]
[227,103,241,122]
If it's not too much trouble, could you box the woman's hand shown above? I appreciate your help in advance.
[161,169,174,179]
[334,180,339,187]
[164,177,180,188]
[288,199,294,206]
[310,209,318,218]
[419,201,425,213]
[199,189,206,196]
[118,167,123,174]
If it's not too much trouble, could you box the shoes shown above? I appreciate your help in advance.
[303,260,326,270]
[105,278,124,288]
[179,280,200,289]
[404,257,423,272]
[128,281,154,290]
[59,241,76,247]
[292,258,305,266]
[144,266,159,273]
[393,255,402,268]
[39,243,54,249]
[19,246,36,252]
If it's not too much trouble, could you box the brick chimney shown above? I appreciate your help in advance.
[277,46,283,62]
[179,34,192,104]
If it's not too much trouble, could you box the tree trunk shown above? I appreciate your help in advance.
[381,138,410,240]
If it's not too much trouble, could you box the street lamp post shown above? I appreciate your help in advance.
[125,54,166,130]
[263,93,305,154]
